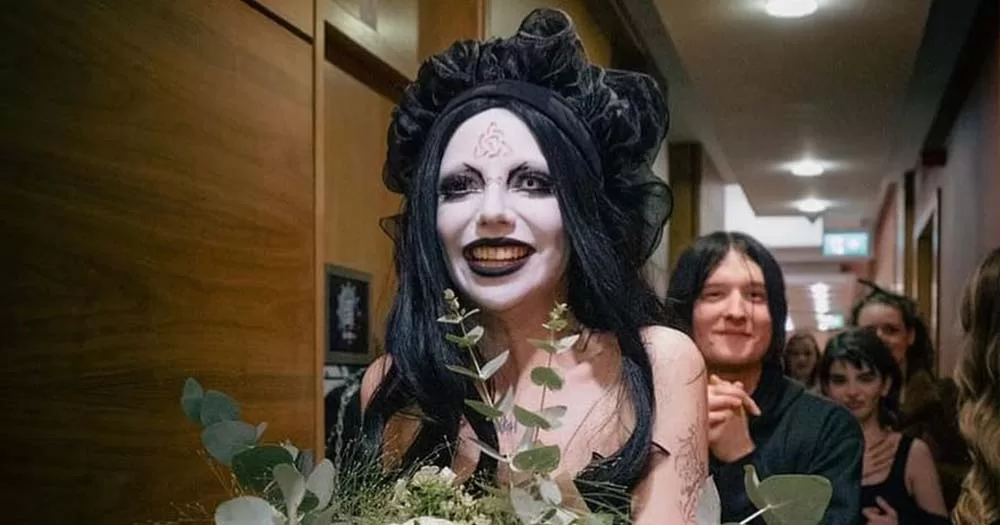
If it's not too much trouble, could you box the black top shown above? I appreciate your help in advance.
[861,435,951,525]
[710,364,864,525]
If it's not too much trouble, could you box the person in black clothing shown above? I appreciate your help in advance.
[667,231,863,525]
[819,327,950,524]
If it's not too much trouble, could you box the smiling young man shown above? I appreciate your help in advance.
[668,231,864,525]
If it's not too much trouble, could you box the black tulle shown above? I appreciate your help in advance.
[381,8,672,263]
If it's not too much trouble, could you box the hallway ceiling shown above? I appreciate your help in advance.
[652,0,932,223]
[612,0,981,332]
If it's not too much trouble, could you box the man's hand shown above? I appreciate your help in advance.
[707,374,761,463]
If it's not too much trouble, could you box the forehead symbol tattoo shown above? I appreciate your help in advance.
[473,122,513,159]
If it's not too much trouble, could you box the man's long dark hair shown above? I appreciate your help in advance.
[666,231,788,364]
[362,97,674,497]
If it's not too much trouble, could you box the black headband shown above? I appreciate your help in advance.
[434,80,603,177]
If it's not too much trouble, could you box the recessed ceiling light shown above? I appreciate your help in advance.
[765,0,819,18]
[795,198,829,214]
[790,159,825,177]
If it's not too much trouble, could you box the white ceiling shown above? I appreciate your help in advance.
[653,0,932,222]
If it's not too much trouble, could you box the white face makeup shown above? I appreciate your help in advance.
[436,108,569,313]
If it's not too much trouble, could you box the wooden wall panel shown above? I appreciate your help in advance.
[419,0,487,61]
[322,0,419,80]
[487,0,612,67]
[0,1,316,522]
[255,0,315,38]
[323,63,400,351]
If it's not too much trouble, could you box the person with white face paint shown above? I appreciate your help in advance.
[359,8,708,524]
[667,231,864,525]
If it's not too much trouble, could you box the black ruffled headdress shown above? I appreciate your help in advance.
[381,8,672,262]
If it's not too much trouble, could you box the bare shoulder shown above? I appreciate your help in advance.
[906,437,936,470]
[640,325,706,381]
[360,354,394,411]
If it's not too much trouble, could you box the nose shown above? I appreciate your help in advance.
[476,183,514,227]
[722,291,748,321]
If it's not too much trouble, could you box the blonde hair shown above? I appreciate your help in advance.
[953,246,1000,525]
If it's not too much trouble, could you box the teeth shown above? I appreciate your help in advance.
[470,245,530,261]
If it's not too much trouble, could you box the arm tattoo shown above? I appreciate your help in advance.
[474,122,512,158]
[676,419,708,520]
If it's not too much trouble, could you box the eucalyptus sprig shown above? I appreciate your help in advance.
[438,290,609,525]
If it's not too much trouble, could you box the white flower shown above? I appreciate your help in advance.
[395,518,460,525]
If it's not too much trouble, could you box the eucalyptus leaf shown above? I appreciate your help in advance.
[694,476,722,525]
[510,487,549,524]
[539,406,568,430]
[231,445,295,492]
[528,338,558,353]
[302,505,338,525]
[436,314,463,324]
[255,422,268,441]
[480,350,509,380]
[543,319,568,332]
[199,390,241,427]
[530,367,564,390]
[517,426,535,453]
[297,448,315,479]
[306,458,335,510]
[445,333,468,347]
[462,308,481,320]
[538,476,562,506]
[575,514,615,525]
[496,387,515,415]
[445,364,482,382]
[465,399,503,419]
[743,465,831,525]
[181,378,205,424]
[273,463,306,520]
[555,334,581,354]
[514,405,551,430]
[512,444,560,473]
[468,437,509,463]
[213,496,282,525]
[202,420,257,466]
[466,325,485,346]
[281,442,300,460]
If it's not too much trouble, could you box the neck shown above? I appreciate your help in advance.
[860,417,887,443]
[479,300,580,379]
[709,362,764,394]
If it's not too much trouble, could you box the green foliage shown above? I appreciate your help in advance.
[741,465,832,525]
[232,445,295,492]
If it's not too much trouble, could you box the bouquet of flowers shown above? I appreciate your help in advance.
[173,292,833,525]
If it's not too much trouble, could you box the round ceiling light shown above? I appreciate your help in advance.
[765,0,819,18]
[790,159,825,177]
[795,197,829,214]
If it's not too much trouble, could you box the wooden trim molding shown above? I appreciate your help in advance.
[321,0,418,84]
[312,0,327,459]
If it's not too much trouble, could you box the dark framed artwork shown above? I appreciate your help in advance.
[324,264,372,365]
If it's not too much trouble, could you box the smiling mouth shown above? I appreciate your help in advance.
[463,239,535,277]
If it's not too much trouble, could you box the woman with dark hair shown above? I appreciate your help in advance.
[359,9,708,523]
[850,281,968,508]
[819,327,949,524]
[952,246,1000,525]
[667,231,863,524]
[783,332,821,392]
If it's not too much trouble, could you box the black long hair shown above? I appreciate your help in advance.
[666,231,788,365]
[849,281,936,381]
[363,96,674,495]
[818,326,903,429]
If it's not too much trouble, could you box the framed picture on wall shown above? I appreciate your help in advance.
[325,264,373,365]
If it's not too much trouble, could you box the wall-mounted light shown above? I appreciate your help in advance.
[790,159,825,177]
[765,0,819,18]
